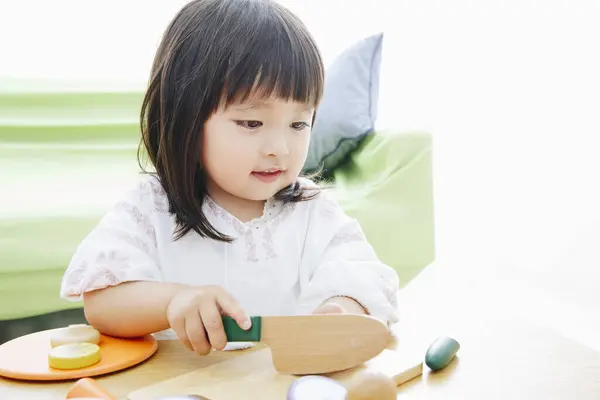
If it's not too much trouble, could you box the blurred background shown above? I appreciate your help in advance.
[1,0,599,346]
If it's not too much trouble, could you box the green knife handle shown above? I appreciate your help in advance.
[222,316,262,342]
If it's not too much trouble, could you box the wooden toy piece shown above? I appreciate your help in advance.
[0,327,157,381]
[50,324,101,348]
[345,371,397,400]
[48,343,101,370]
[66,377,116,399]
[359,347,424,386]
[221,314,392,375]
[425,336,460,371]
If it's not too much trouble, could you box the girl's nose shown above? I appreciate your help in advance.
[262,133,290,157]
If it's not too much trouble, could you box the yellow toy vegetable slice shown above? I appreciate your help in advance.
[48,343,101,370]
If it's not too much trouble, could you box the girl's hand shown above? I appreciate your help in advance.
[166,285,251,355]
[312,302,347,314]
[312,296,367,315]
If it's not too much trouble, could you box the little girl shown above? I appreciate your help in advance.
[60,0,399,355]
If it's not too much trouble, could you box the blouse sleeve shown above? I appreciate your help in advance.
[59,177,165,301]
[295,189,400,325]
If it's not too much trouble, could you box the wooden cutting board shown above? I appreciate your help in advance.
[127,345,426,400]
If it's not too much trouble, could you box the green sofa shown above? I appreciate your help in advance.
[0,87,434,342]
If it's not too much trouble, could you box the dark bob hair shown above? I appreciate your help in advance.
[138,0,325,242]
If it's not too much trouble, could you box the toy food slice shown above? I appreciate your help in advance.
[48,343,101,370]
[50,324,101,348]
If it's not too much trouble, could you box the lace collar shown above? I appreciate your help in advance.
[203,196,293,233]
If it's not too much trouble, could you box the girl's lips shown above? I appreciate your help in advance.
[251,170,282,183]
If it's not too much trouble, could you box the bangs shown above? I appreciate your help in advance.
[219,6,324,108]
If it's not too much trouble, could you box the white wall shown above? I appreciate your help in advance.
[375,2,600,272]
[0,0,385,85]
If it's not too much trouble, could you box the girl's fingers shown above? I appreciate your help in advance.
[313,303,346,315]
[216,291,251,330]
[185,308,211,355]
[199,300,228,351]
[170,314,193,352]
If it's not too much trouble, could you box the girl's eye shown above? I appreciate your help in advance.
[291,121,310,130]
[236,120,263,129]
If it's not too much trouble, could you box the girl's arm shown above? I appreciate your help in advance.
[297,190,400,324]
[60,177,174,334]
[83,281,186,337]
[84,281,251,355]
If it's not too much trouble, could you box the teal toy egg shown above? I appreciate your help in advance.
[425,336,460,371]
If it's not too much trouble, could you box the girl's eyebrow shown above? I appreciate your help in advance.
[230,102,314,113]
[230,103,267,111]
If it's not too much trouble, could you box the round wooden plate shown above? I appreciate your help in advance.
[0,328,158,381]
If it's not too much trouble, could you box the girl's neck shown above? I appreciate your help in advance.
[207,185,267,223]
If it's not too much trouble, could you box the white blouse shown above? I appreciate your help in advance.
[60,175,400,336]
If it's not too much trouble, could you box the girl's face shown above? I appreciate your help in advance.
[202,95,314,207]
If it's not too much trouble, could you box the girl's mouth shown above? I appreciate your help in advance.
[251,169,283,183]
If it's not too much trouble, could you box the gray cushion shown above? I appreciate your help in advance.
[303,32,383,175]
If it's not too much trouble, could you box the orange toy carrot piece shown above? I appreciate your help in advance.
[65,377,116,399]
